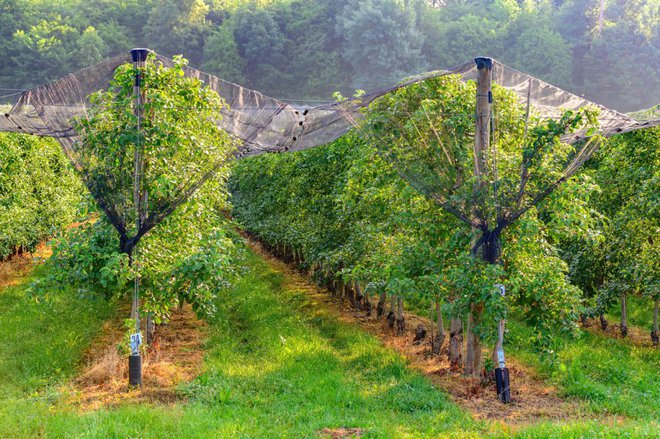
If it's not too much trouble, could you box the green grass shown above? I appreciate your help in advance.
[174,255,474,437]
[508,319,660,420]
[0,264,116,398]
[605,295,656,331]
[0,247,657,437]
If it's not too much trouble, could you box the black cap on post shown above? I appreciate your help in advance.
[475,56,493,70]
[131,48,150,63]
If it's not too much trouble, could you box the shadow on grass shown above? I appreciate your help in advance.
[178,251,473,436]
[1,248,657,437]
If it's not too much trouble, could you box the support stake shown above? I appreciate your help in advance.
[493,284,511,403]
[128,48,149,387]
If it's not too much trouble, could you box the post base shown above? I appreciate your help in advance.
[129,354,142,387]
[495,367,511,403]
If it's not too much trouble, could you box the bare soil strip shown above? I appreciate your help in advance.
[581,317,655,347]
[64,304,208,411]
[319,427,365,438]
[247,238,598,424]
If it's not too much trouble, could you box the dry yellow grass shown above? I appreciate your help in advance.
[65,304,208,411]
[0,242,52,288]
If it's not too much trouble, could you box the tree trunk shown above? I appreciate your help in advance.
[599,314,608,331]
[620,292,628,338]
[396,296,405,335]
[429,302,435,342]
[465,303,483,377]
[651,298,659,347]
[346,281,355,306]
[146,313,156,345]
[387,294,396,329]
[465,312,474,374]
[429,301,434,342]
[362,284,372,316]
[432,297,445,355]
[377,291,387,318]
[354,280,363,309]
[449,317,463,369]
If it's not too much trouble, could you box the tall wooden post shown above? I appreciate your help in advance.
[465,57,493,378]
[472,57,511,403]
[473,56,492,189]
[128,47,149,387]
[493,284,511,403]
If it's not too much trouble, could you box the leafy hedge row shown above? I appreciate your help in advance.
[230,133,595,351]
[0,133,82,259]
[230,123,660,346]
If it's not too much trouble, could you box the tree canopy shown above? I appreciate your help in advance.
[1,0,657,111]
[73,54,237,255]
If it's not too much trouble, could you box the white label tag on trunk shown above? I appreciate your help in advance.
[497,348,506,369]
[130,332,142,355]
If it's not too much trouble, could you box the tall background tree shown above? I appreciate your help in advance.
[1,0,657,110]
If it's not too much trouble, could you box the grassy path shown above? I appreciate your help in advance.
[0,243,656,437]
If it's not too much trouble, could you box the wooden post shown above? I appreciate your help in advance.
[652,298,659,346]
[620,292,628,337]
[465,56,493,378]
[473,56,492,191]
[128,47,149,387]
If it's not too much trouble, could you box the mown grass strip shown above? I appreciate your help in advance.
[0,246,657,437]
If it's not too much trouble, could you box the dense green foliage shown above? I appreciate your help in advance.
[0,133,82,259]
[561,127,660,336]
[33,186,240,322]
[592,129,659,308]
[1,0,657,111]
[30,55,241,323]
[75,54,236,253]
[230,77,603,354]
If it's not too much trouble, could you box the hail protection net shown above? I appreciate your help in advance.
[1,50,658,252]
[3,54,656,153]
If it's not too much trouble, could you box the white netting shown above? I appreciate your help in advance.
[3,52,656,156]
[1,50,657,259]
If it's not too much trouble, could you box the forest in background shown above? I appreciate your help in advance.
[0,0,658,112]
